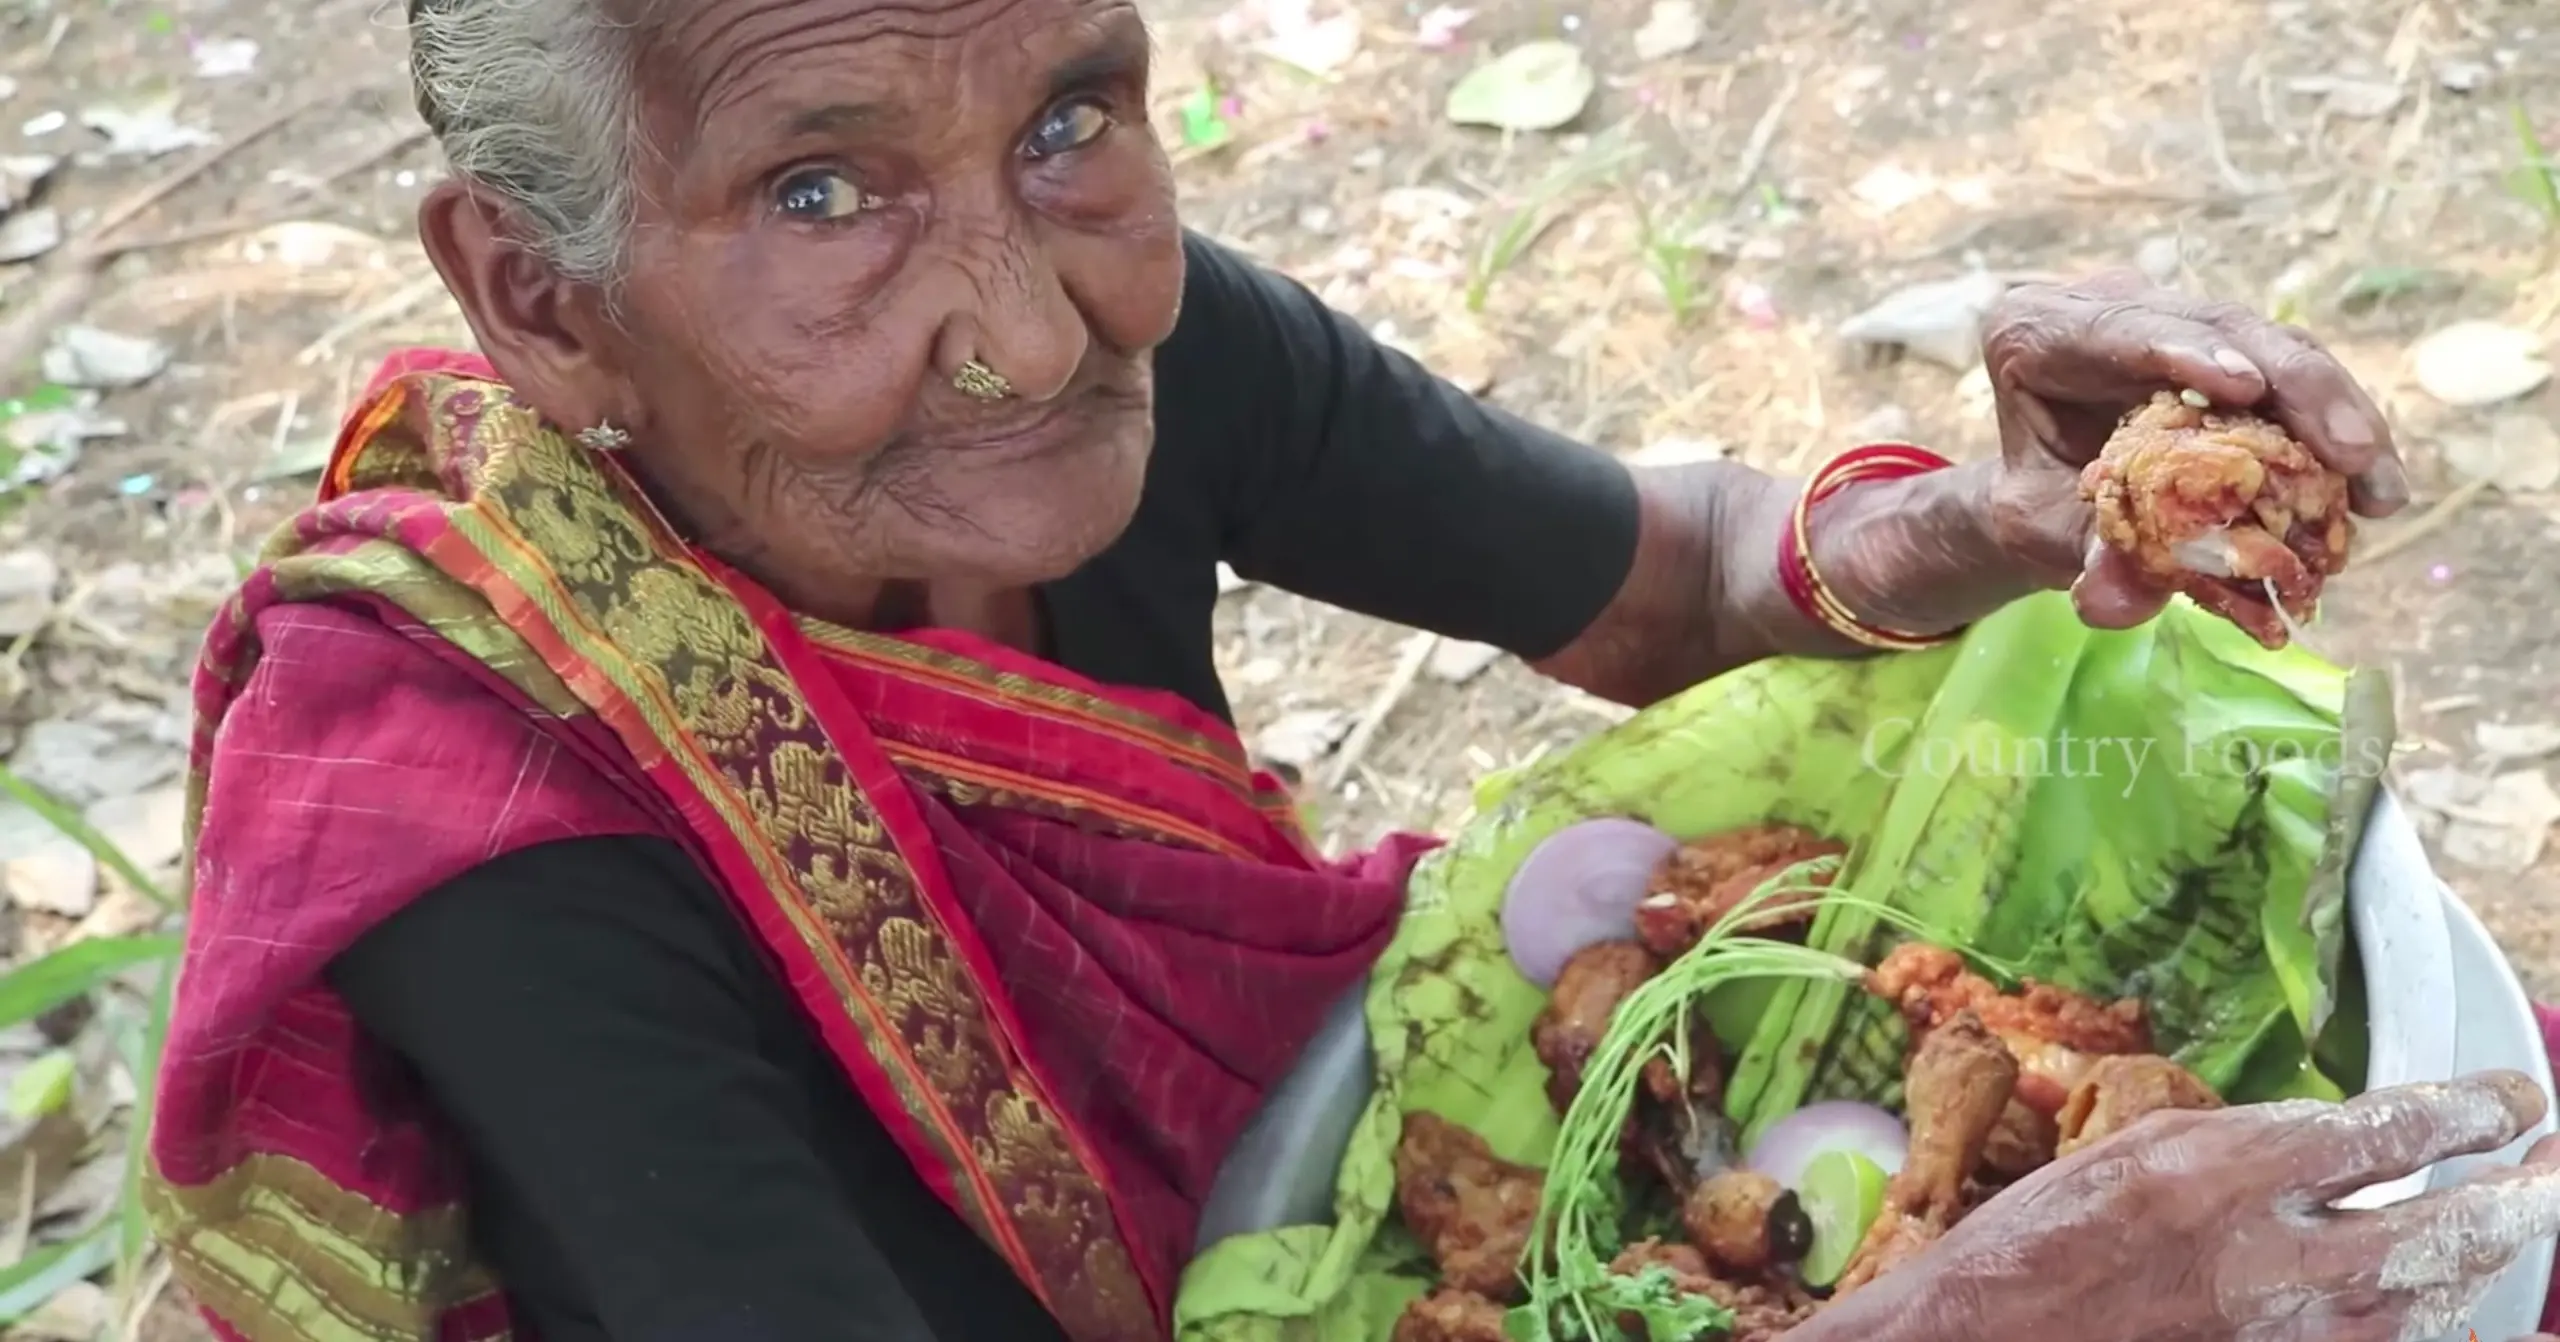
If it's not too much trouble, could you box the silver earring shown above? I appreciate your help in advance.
[577,422,630,452]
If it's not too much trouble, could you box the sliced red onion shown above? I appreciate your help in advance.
[1743,1101,1909,1190]
[1500,818,1681,987]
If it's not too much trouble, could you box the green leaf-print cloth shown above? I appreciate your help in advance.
[1172,592,2383,1342]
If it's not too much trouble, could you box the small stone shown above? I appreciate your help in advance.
[1836,272,2009,371]
[1253,709,1352,770]
[0,153,56,213]
[2402,765,2560,874]
[83,785,188,875]
[0,811,96,918]
[2135,235,2184,285]
[0,549,59,639]
[0,205,60,264]
[1849,163,1933,215]
[1631,0,1701,61]
[38,325,169,391]
[2435,59,2491,92]
[1427,640,1505,684]
[9,719,183,806]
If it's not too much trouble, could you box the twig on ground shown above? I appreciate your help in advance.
[101,125,434,256]
[81,90,352,248]
[1727,70,1801,195]
[295,274,451,364]
[1323,630,1437,793]
[2362,476,2493,566]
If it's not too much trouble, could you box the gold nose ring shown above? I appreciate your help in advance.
[953,359,1013,402]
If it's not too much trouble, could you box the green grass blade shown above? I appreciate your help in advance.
[0,768,174,911]
[0,935,182,1027]
[2510,102,2559,224]
[0,1223,116,1324]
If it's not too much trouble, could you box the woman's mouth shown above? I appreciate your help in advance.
[936,384,1139,463]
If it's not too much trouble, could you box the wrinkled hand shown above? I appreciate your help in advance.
[1975,271,2411,630]
[1821,1071,2560,1342]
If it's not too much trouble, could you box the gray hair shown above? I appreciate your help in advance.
[407,0,653,285]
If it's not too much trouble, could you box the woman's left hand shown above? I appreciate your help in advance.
[1974,270,2412,629]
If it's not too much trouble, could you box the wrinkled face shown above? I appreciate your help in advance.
[427,0,1183,611]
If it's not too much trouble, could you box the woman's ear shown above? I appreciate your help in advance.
[416,180,627,429]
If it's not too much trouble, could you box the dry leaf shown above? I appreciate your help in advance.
[1445,41,1594,132]
[2409,321,2551,408]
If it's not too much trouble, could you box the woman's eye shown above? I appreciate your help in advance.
[773,168,877,221]
[1025,100,1114,159]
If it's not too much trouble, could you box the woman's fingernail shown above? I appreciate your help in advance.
[2365,452,2410,505]
[2325,402,2377,452]
[2213,347,2259,378]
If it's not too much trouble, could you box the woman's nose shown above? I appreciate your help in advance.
[939,236,1090,404]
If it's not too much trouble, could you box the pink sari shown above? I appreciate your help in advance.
[144,348,1420,1342]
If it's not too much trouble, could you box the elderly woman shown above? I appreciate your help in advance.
[138,0,2560,1339]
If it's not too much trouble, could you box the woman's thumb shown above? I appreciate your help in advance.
[2070,540,2173,629]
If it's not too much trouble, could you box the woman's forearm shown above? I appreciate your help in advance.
[1535,457,2061,707]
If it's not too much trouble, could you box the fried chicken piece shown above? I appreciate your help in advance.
[1633,824,1846,956]
[2055,1053,2224,1159]
[1868,942,2151,1116]
[1391,1289,1512,1342]
[1532,941,1665,1113]
[1531,940,1735,1194]
[2079,390,2354,651]
[1978,1097,2060,1178]
[1889,1010,2020,1221]
[1393,1112,1545,1301]
[1834,1011,2019,1296]
[1680,1169,1811,1275]
[1608,1240,1819,1342]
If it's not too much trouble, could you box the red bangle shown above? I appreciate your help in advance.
[1776,443,1962,652]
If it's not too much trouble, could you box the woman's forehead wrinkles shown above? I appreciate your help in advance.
[666,0,1053,126]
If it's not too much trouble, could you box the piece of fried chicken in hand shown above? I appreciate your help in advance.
[1393,1111,1546,1301]
[1833,1010,2020,1297]
[2078,390,2354,650]
[1632,824,1846,956]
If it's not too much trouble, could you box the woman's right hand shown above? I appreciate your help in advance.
[1811,1070,2560,1341]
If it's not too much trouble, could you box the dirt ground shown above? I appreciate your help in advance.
[0,0,2556,1332]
